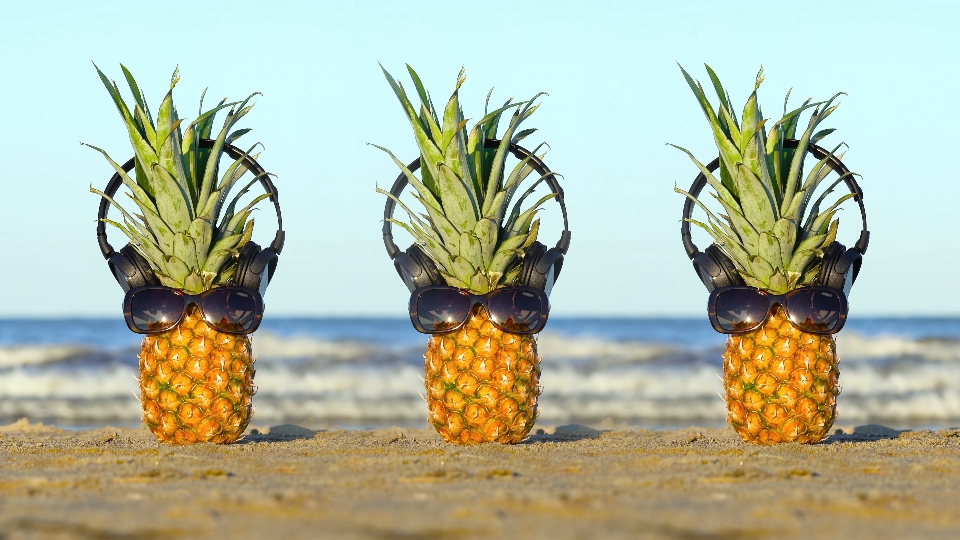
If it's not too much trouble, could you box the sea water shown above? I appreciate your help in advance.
[1,317,959,430]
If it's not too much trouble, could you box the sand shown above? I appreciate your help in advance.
[1,420,959,539]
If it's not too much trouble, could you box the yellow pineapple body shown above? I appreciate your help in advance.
[723,306,839,444]
[424,307,541,444]
[138,306,256,444]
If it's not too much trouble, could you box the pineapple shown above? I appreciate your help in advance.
[88,65,267,444]
[673,65,854,444]
[375,65,552,444]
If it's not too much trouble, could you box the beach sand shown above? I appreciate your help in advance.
[1,419,959,539]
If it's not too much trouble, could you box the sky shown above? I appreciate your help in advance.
[0,0,957,317]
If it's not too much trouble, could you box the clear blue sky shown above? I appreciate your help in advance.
[1,0,957,317]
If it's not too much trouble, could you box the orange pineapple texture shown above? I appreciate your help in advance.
[723,306,839,444]
[138,306,256,444]
[424,307,541,444]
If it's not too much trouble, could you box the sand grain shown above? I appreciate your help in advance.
[1,420,959,539]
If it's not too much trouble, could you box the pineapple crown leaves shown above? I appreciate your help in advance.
[671,64,856,294]
[86,63,270,294]
[373,64,553,294]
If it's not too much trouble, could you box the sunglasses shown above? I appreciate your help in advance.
[123,286,264,335]
[707,286,848,335]
[408,286,550,335]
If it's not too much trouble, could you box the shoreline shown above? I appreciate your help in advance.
[2,419,960,539]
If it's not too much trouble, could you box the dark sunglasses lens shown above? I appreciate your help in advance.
[714,289,768,332]
[129,289,185,332]
[487,289,544,333]
[416,289,471,332]
[202,288,259,333]
[787,289,843,333]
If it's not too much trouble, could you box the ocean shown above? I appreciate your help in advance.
[1,316,959,430]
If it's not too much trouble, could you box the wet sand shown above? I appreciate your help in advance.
[1,419,959,539]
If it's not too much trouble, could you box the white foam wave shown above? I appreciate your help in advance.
[251,333,388,361]
[0,345,95,368]
[836,332,960,362]
[534,333,683,364]
[4,330,960,424]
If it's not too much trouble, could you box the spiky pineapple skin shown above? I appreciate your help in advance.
[424,307,540,444]
[723,306,839,444]
[138,306,256,444]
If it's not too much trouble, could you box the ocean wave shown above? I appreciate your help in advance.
[3,329,960,425]
[836,333,960,362]
[5,330,960,369]
[0,345,98,369]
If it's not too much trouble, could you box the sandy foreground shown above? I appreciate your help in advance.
[1,420,959,540]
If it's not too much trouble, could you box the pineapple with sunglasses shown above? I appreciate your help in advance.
[376,66,569,444]
[674,65,868,444]
[89,65,281,444]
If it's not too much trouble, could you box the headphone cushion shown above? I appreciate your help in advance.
[704,244,744,289]
[525,244,564,292]
[394,245,445,291]
[234,242,263,290]
[518,242,547,288]
[247,248,280,294]
[817,242,847,290]
[111,245,160,291]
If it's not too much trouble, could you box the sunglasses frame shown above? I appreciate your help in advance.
[408,285,550,335]
[122,285,265,335]
[707,285,849,335]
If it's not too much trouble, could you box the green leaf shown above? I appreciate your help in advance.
[376,186,458,252]
[196,92,259,214]
[458,231,481,265]
[748,255,775,283]
[93,64,159,161]
[380,65,443,176]
[120,64,154,130]
[406,64,442,134]
[187,218,213,267]
[474,218,498,268]
[678,65,741,168]
[488,233,529,276]
[173,232,198,271]
[732,162,777,232]
[183,273,204,294]
[149,162,193,231]
[504,170,557,232]
[439,70,465,153]
[782,92,845,209]
[83,143,158,214]
[450,256,476,283]
[667,143,740,210]
[436,163,478,232]
[164,255,190,283]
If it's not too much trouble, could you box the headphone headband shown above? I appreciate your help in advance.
[96,139,284,260]
[382,138,571,260]
[681,138,869,261]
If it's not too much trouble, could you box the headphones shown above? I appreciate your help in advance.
[681,138,869,295]
[96,138,285,296]
[383,139,571,295]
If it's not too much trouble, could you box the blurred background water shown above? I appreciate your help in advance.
[2,317,959,431]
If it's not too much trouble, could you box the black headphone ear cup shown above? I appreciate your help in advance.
[831,246,862,295]
[393,245,444,291]
[234,241,263,291]
[241,247,279,296]
[518,242,564,294]
[849,255,863,286]
[693,245,744,291]
[517,242,546,288]
[265,252,279,284]
[109,245,160,292]
[816,242,846,290]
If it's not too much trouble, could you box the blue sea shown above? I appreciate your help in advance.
[1,317,959,430]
